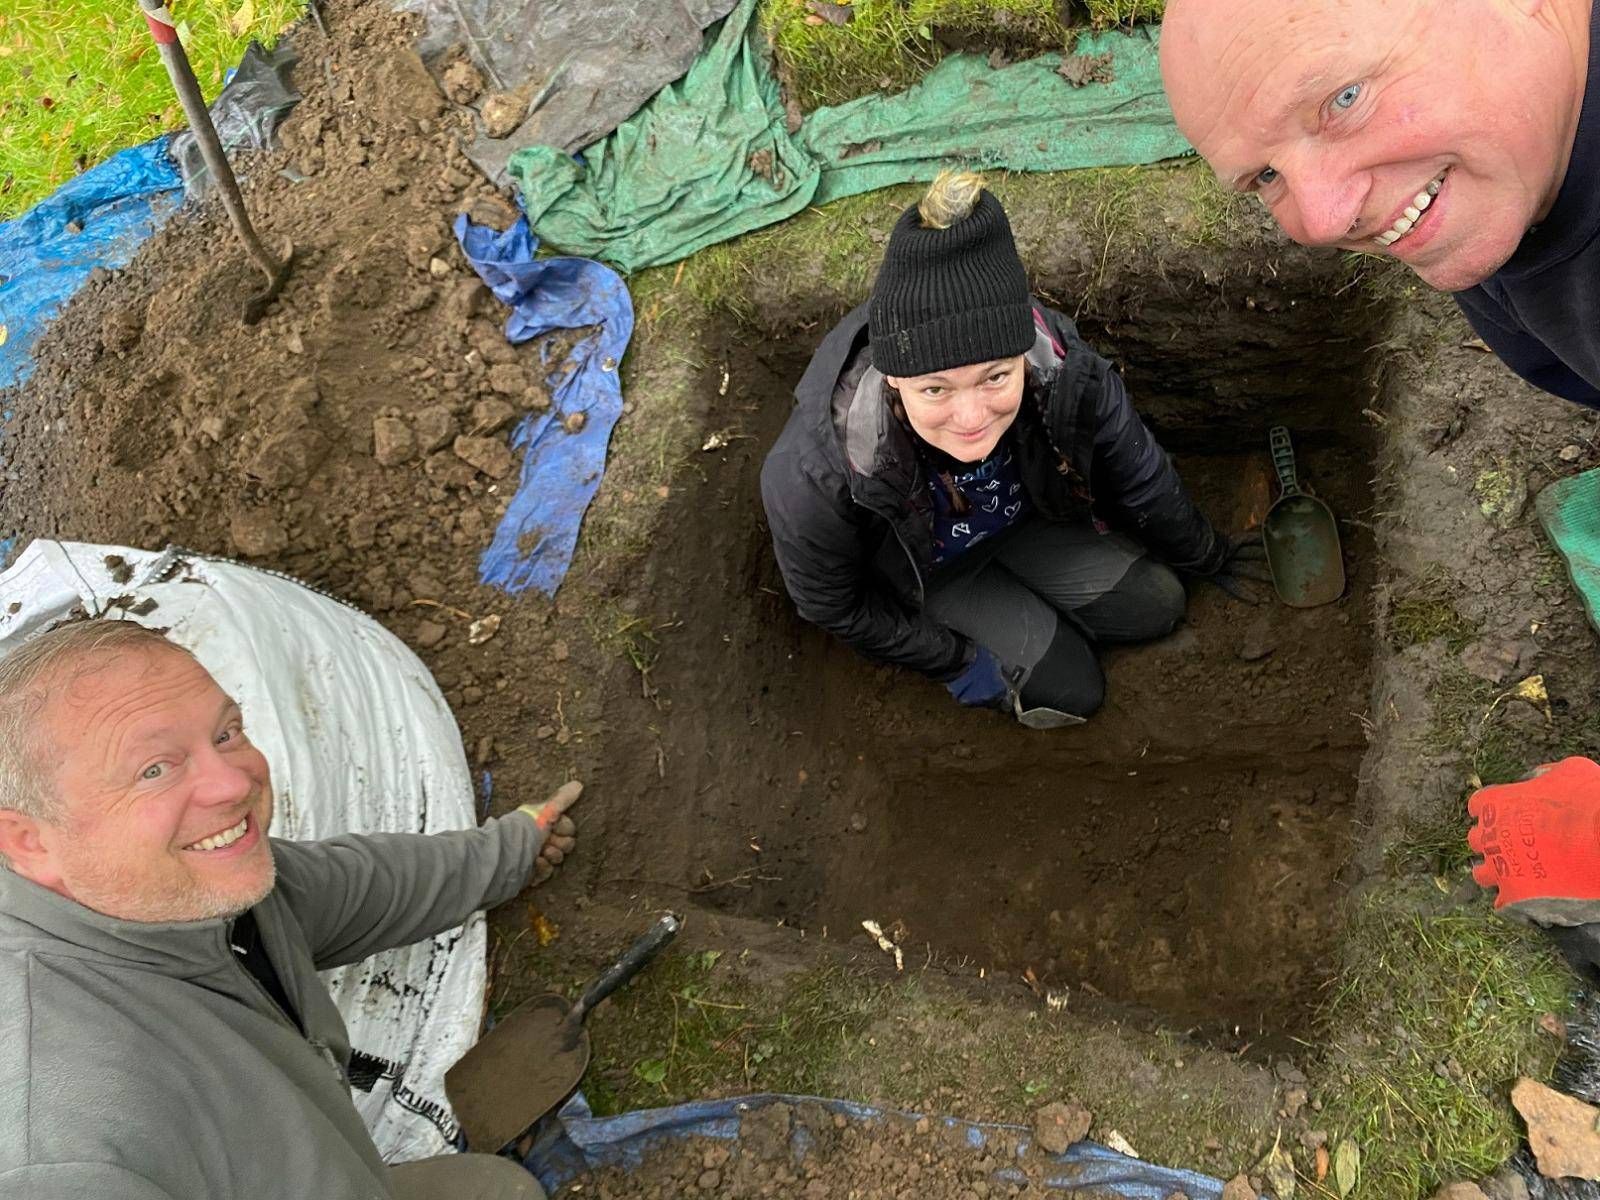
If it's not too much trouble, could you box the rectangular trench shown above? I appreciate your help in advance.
[607,264,1386,1047]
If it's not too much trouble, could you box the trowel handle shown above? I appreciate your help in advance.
[571,914,681,1022]
[1269,426,1301,496]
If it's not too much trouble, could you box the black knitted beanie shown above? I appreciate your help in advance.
[868,188,1034,377]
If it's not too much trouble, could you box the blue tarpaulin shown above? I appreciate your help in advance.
[453,213,634,595]
[0,139,182,391]
[524,1092,1256,1199]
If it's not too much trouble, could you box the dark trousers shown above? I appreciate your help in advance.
[924,518,1187,717]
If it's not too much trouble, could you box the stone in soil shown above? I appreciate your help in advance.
[1030,1101,1091,1155]
[230,509,289,558]
[480,91,525,138]
[1511,1077,1600,1180]
[1430,1184,1490,1200]
[373,415,415,466]
[1220,1176,1255,1200]
[454,435,515,479]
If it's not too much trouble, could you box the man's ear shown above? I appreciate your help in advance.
[0,809,64,892]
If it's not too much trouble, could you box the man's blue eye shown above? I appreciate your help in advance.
[1255,166,1279,187]
[1334,83,1362,110]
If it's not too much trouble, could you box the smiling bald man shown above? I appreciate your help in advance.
[0,620,579,1200]
[1161,0,1600,405]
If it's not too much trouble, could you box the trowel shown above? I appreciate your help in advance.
[1262,426,1346,607]
[446,913,681,1153]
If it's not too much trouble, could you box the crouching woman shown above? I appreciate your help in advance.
[760,173,1259,727]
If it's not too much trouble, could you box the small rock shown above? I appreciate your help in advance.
[414,620,448,649]
[1481,1164,1533,1200]
[230,509,289,559]
[405,223,444,271]
[1429,1185,1490,1200]
[428,256,451,277]
[466,193,521,232]
[563,411,587,434]
[1512,1077,1600,1180]
[413,405,458,454]
[480,91,526,138]
[198,415,227,441]
[552,641,570,662]
[471,398,517,435]
[372,415,415,466]
[1031,1102,1092,1155]
[1221,1176,1255,1200]
[1239,610,1276,662]
[535,725,556,740]
[1559,444,1584,462]
[473,735,495,768]
[521,380,553,411]
[441,58,485,105]
[849,812,868,833]
[487,363,527,396]
[462,685,484,705]
[1281,1086,1309,1119]
[454,435,515,479]
[1165,1193,1190,1200]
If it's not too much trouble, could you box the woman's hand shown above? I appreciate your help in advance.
[1198,533,1273,604]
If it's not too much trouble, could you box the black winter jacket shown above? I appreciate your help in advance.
[760,301,1224,681]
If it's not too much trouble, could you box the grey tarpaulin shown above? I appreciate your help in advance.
[171,40,301,198]
[394,0,739,184]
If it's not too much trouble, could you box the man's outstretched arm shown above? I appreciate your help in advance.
[270,782,583,970]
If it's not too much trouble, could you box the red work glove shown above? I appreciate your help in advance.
[1467,757,1600,926]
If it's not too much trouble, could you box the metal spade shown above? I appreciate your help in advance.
[446,913,681,1154]
[1262,426,1346,608]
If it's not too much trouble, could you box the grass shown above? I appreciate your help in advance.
[1317,880,1571,1200]
[0,0,305,220]
[766,0,1083,111]
[576,953,889,1115]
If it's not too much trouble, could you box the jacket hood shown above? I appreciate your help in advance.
[0,862,240,980]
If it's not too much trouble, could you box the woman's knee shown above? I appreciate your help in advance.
[1019,627,1105,718]
[1077,556,1187,642]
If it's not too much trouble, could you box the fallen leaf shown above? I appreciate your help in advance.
[528,909,559,946]
[228,0,255,35]
[0,324,8,348]
[1315,1145,1329,1182]
[1333,1139,1360,1197]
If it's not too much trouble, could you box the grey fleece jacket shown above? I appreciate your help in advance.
[0,812,544,1200]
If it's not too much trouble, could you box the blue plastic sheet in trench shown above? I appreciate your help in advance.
[454,214,635,595]
[0,139,182,393]
[524,1092,1254,1199]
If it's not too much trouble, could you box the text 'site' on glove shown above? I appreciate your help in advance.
[1468,757,1600,926]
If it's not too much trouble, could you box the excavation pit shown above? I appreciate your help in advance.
[599,282,1383,1045]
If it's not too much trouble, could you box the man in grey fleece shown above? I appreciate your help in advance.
[0,619,581,1199]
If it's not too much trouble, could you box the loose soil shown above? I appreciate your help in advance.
[552,1099,1124,1200]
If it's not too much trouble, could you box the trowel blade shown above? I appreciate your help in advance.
[445,993,589,1153]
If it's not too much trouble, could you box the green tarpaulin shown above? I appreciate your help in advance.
[509,0,1191,274]
[1537,467,1600,637]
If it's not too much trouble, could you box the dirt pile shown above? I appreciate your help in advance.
[0,2,586,819]
[561,1100,1187,1200]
